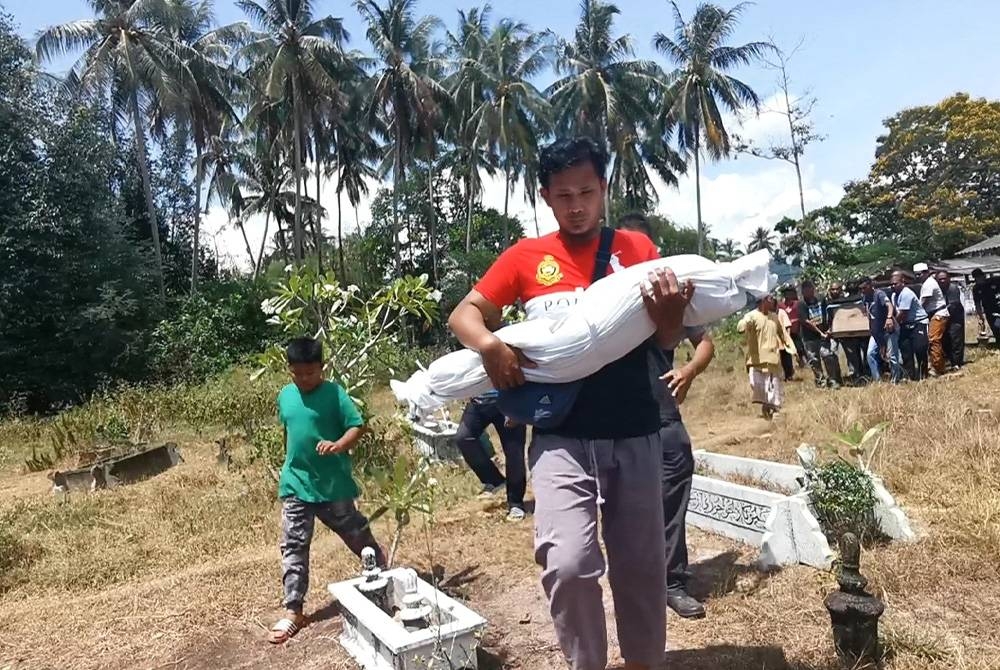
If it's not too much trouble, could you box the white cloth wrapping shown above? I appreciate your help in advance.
[391,250,776,413]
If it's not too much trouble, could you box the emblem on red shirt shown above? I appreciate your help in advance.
[536,255,563,286]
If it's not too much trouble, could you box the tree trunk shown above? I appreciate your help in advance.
[292,80,304,262]
[503,162,511,247]
[779,65,807,220]
[392,124,403,276]
[131,93,165,299]
[191,144,203,294]
[533,204,539,237]
[315,148,324,274]
[337,182,345,280]
[237,216,255,274]
[255,208,271,277]
[465,170,474,254]
[694,130,704,256]
[428,159,438,284]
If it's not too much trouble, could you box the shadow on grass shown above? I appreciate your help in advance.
[687,550,781,601]
[609,645,841,670]
[417,563,484,601]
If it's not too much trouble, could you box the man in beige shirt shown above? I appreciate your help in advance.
[738,294,795,418]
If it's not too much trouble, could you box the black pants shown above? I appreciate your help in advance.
[945,316,965,367]
[838,337,870,382]
[780,350,795,381]
[987,314,1000,346]
[454,400,527,509]
[660,420,694,591]
[899,322,929,381]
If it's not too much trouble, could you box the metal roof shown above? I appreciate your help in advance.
[932,255,1000,275]
[957,234,1000,256]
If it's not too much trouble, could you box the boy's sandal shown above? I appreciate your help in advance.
[269,617,302,644]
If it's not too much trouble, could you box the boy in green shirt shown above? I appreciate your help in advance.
[269,337,385,644]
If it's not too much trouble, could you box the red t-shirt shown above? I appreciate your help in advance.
[779,300,800,334]
[475,229,660,308]
[473,228,663,440]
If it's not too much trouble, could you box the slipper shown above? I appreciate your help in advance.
[269,617,302,644]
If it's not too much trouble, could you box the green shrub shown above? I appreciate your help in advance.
[809,459,880,544]
[149,280,277,383]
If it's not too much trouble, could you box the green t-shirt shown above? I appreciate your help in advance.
[277,380,364,503]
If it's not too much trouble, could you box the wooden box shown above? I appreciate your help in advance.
[829,303,869,337]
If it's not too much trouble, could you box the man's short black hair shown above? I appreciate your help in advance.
[618,212,652,237]
[857,276,873,287]
[539,137,608,189]
[286,337,323,364]
[800,280,815,290]
[972,268,985,278]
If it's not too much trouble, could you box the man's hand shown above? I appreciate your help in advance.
[480,335,536,390]
[661,364,697,404]
[641,268,693,335]
[316,440,347,455]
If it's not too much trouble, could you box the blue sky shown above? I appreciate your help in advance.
[6,0,1000,265]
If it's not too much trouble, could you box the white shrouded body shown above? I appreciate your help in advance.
[391,250,775,413]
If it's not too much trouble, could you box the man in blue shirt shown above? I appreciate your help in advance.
[890,271,929,380]
[859,277,902,383]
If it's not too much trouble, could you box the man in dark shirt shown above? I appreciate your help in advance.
[449,138,689,670]
[972,268,1000,346]
[936,271,965,369]
[860,276,902,383]
[621,212,714,619]
[797,280,842,388]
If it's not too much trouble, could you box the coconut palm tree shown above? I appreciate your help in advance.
[747,226,775,253]
[158,0,247,292]
[356,0,448,275]
[716,237,743,261]
[546,0,663,221]
[443,6,498,254]
[36,0,207,298]
[236,0,348,263]
[477,18,552,244]
[654,1,774,254]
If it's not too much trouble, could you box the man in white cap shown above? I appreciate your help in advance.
[914,262,949,375]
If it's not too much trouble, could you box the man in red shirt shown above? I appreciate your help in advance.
[449,137,690,670]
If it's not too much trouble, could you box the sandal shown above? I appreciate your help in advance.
[269,616,303,644]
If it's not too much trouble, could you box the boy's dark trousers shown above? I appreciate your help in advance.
[779,350,795,381]
[660,419,695,592]
[454,398,528,509]
[280,497,384,612]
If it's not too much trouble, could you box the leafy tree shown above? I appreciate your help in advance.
[655,1,774,253]
[36,0,210,299]
[0,101,153,411]
[852,93,1000,255]
[775,205,856,269]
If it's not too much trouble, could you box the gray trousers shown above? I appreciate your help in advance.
[280,497,384,612]
[530,432,667,670]
[802,337,843,384]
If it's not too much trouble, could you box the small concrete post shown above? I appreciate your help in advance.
[398,569,432,632]
[356,547,390,613]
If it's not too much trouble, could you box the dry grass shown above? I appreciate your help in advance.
[1,341,1000,669]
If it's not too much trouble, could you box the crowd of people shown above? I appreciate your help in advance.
[737,262,1000,417]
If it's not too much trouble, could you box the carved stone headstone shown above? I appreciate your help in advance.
[824,533,885,668]
[398,568,432,632]
[356,547,390,613]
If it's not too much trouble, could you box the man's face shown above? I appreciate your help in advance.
[802,285,816,300]
[782,289,797,303]
[861,282,874,298]
[890,274,906,293]
[540,162,607,241]
[289,362,324,393]
[936,272,951,289]
[828,284,843,299]
[760,295,776,313]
